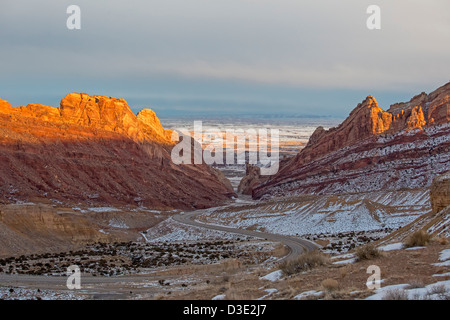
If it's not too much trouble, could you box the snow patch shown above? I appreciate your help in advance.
[333,258,357,265]
[378,242,404,251]
[88,207,120,213]
[438,249,450,262]
[433,260,450,267]
[433,272,450,277]
[365,280,450,300]
[257,288,278,300]
[294,290,324,300]
[108,218,128,229]
[260,270,283,282]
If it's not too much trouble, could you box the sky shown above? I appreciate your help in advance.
[0,0,449,118]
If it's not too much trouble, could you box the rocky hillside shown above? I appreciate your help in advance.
[0,202,174,257]
[237,164,268,195]
[378,171,450,244]
[0,93,234,209]
[430,171,450,213]
[252,82,450,199]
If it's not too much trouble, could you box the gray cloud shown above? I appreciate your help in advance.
[0,0,449,115]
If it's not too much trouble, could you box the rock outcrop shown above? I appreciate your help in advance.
[0,93,235,209]
[252,82,450,199]
[430,171,450,213]
[238,164,268,195]
[0,203,168,257]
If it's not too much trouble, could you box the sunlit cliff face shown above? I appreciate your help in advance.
[0,93,235,209]
[250,82,450,199]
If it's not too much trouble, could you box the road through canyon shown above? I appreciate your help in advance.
[173,208,320,262]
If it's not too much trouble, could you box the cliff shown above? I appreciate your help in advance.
[238,164,267,195]
[252,82,450,199]
[0,93,235,209]
[430,171,450,213]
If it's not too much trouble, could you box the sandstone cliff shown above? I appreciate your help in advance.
[0,203,171,257]
[379,171,450,243]
[430,171,450,213]
[237,164,268,195]
[252,82,450,199]
[0,93,235,209]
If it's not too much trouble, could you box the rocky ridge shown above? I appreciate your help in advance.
[0,93,235,209]
[251,82,450,199]
[430,171,450,213]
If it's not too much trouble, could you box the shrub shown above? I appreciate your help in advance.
[404,230,432,248]
[280,250,329,276]
[383,288,409,300]
[427,283,449,300]
[407,280,424,289]
[355,244,381,261]
[434,236,449,245]
[321,278,339,292]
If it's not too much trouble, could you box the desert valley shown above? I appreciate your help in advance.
[0,82,449,300]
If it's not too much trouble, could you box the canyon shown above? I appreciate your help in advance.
[0,85,448,300]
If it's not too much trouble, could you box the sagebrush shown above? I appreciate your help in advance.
[280,250,329,276]
[404,230,432,248]
[355,244,381,261]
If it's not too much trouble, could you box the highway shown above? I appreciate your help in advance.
[0,207,319,299]
[173,209,319,262]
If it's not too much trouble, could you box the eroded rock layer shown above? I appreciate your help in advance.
[430,171,450,213]
[0,93,234,209]
[253,82,450,199]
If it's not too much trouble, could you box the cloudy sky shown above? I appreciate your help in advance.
[0,0,449,117]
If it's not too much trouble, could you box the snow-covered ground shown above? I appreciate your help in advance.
[260,270,283,282]
[438,249,450,262]
[88,207,120,213]
[142,217,251,242]
[198,189,430,239]
[257,288,278,300]
[0,286,84,300]
[427,207,450,237]
[294,290,324,300]
[108,218,129,229]
[365,280,450,300]
[378,242,404,251]
[433,248,450,267]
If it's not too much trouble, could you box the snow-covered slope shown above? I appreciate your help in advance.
[254,123,450,199]
[253,82,450,199]
[198,189,431,236]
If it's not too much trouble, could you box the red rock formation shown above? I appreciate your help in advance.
[238,164,269,195]
[430,171,450,213]
[137,108,174,142]
[252,82,450,199]
[0,99,12,113]
[0,93,235,209]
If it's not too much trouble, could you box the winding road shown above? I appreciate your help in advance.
[173,209,319,262]
[0,205,319,299]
